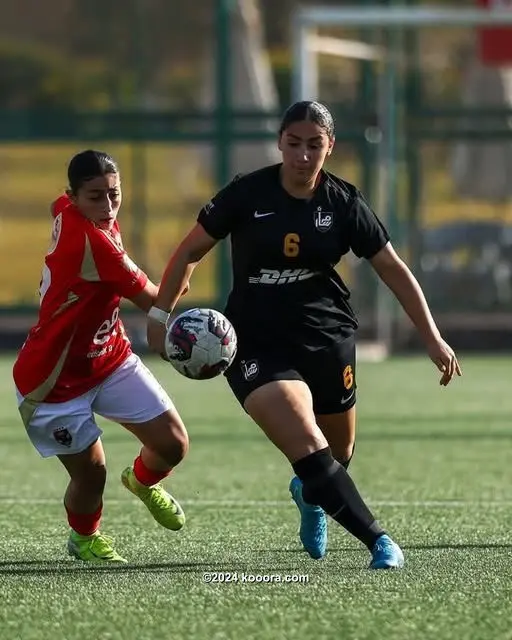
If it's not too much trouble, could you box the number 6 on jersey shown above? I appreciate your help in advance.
[284,233,300,257]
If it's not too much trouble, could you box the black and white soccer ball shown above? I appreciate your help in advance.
[164,308,237,380]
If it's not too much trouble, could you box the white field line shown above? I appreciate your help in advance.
[0,498,510,507]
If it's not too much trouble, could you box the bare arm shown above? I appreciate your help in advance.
[370,242,441,345]
[127,273,191,314]
[146,223,219,356]
[370,242,461,384]
[128,279,159,313]
[154,223,218,313]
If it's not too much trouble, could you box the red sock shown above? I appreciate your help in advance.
[133,455,171,486]
[66,503,102,536]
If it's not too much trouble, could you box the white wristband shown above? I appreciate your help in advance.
[148,306,170,326]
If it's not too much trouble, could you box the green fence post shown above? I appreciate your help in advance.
[404,0,422,276]
[130,0,148,273]
[383,3,401,245]
[374,0,404,346]
[359,0,377,200]
[215,0,234,308]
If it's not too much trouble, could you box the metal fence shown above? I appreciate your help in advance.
[2,0,512,351]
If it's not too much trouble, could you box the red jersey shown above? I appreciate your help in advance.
[13,195,148,403]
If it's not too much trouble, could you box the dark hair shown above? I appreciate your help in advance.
[279,101,335,138]
[67,149,118,194]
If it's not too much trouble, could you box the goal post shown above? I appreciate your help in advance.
[293,6,512,105]
[291,5,512,359]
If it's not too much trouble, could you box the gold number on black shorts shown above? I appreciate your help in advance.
[283,233,300,258]
[343,365,354,390]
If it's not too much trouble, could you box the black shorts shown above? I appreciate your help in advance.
[225,334,356,415]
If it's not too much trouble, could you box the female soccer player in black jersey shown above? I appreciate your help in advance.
[147,101,461,569]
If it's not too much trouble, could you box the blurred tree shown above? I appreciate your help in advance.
[0,0,479,110]
[0,39,106,109]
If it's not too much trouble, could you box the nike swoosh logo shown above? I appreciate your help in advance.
[341,389,355,405]
[254,211,276,218]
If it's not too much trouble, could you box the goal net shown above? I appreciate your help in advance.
[291,4,512,358]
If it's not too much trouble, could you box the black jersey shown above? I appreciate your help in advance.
[197,164,389,350]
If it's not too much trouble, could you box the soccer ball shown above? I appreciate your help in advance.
[164,308,237,380]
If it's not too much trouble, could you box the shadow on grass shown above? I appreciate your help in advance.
[253,541,512,555]
[403,542,512,551]
[0,559,304,575]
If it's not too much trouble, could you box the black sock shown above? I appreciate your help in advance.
[293,447,384,550]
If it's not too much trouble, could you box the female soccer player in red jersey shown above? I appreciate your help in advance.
[13,150,189,563]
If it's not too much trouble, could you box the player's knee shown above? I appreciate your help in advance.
[168,428,189,466]
[155,419,189,467]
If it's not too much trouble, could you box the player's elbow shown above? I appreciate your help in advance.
[180,246,203,265]
[175,223,219,264]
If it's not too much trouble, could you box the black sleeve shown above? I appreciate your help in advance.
[197,176,242,240]
[348,192,390,259]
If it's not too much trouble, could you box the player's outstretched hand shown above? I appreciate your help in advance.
[147,318,168,361]
[426,337,462,386]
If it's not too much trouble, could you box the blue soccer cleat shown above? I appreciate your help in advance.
[369,534,405,569]
[289,476,327,559]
